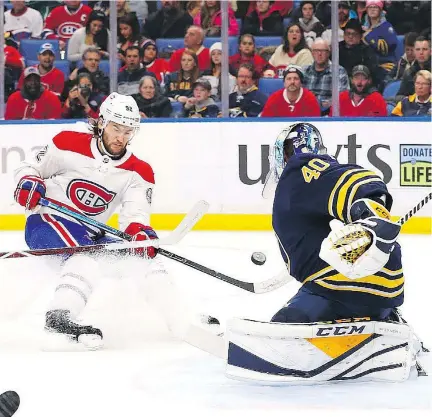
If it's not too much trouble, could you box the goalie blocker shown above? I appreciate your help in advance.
[225,318,419,384]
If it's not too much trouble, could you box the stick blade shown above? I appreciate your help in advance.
[253,269,293,293]
[0,391,20,417]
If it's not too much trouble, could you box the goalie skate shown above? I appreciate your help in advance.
[45,309,103,350]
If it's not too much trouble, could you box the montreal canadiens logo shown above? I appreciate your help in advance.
[58,22,81,37]
[66,179,116,216]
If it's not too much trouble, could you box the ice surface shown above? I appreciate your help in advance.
[0,231,430,417]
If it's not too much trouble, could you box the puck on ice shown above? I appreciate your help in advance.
[251,252,266,265]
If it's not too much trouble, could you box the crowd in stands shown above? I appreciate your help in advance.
[2,0,431,120]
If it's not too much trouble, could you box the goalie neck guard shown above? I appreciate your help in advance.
[262,123,327,198]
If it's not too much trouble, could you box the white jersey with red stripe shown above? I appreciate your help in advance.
[14,131,155,231]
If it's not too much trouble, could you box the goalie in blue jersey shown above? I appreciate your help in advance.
[225,123,424,384]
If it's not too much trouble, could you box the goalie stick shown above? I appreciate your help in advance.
[0,199,209,260]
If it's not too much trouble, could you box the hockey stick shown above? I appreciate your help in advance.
[0,199,209,260]
[41,198,292,293]
[397,191,432,226]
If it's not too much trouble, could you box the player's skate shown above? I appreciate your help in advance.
[45,309,103,350]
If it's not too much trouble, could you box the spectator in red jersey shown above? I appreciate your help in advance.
[67,10,110,63]
[193,1,239,37]
[4,42,25,83]
[330,65,387,117]
[117,13,146,64]
[229,34,273,77]
[17,43,65,96]
[241,0,284,37]
[269,23,313,78]
[169,25,211,72]
[201,42,236,101]
[261,64,321,117]
[241,1,293,19]
[164,49,200,103]
[142,40,169,83]
[61,72,105,119]
[142,0,193,40]
[42,0,92,50]
[5,67,61,120]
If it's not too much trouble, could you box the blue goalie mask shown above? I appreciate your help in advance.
[262,123,327,198]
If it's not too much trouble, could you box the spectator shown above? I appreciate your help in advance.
[229,63,267,117]
[42,0,92,50]
[261,64,321,117]
[61,72,104,119]
[303,38,349,114]
[17,43,65,96]
[164,49,200,103]
[169,25,210,72]
[396,37,431,102]
[4,42,25,84]
[354,1,368,26]
[142,39,169,83]
[132,75,172,118]
[202,42,236,101]
[338,19,380,86]
[241,1,293,19]
[241,0,284,37]
[67,10,110,63]
[362,0,398,85]
[142,0,193,39]
[392,70,431,117]
[229,34,272,77]
[297,1,325,48]
[186,1,201,19]
[193,0,238,37]
[389,32,418,81]
[330,64,387,117]
[4,0,44,39]
[182,78,220,118]
[90,0,132,19]
[118,46,156,95]
[321,1,353,44]
[117,13,146,63]
[5,67,61,120]
[68,47,110,95]
[384,1,425,36]
[269,23,313,77]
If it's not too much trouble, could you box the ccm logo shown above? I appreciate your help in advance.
[67,179,116,216]
[316,325,366,336]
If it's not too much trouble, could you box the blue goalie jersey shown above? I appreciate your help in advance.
[272,154,404,308]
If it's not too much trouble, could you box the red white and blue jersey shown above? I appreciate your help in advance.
[14,131,155,232]
[43,4,92,41]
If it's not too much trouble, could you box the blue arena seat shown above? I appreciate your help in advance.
[283,18,292,29]
[19,39,62,61]
[258,78,284,96]
[395,35,405,61]
[255,36,282,49]
[236,18,242,32]
[156,38,184,55]
[27,59,71,80]
[383,80,401,99]
[387,102,396,116]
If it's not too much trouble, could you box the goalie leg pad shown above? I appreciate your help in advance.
[226,318,418,384]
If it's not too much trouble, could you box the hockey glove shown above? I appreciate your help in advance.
[125,222,158,259]
[14,175,46,210]
[319,216,401,279]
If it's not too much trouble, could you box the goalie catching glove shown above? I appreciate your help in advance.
[319,199,401,279]
[125,222,158,259]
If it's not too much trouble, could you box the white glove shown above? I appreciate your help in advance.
[319,217,400,279]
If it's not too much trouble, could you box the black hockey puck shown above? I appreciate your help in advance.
[251,252,266,265]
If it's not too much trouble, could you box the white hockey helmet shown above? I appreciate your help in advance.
[99,92,141,139]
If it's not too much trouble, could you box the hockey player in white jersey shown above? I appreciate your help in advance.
[14,92,157,348]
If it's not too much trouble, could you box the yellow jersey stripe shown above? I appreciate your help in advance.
[381,267,403,276]
[336,171,380,220]
[319,273,405,289]
[316,281,404,298]
[346,178,385,223]
[303,266,334,283]
[328,169,365,217]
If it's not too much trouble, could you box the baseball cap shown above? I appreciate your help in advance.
[193,78,212,91]
[23,67,41,78]
[352,65,371,78]
[282,64,304,82]
[38,42,55,55]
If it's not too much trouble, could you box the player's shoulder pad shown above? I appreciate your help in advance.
[52,131,93,158]
[117,154,155,184]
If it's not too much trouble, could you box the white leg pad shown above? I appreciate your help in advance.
[225,318,419,384]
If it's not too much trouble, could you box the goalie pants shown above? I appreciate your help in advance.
[24,214,119,250]
[271,287,394,323]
